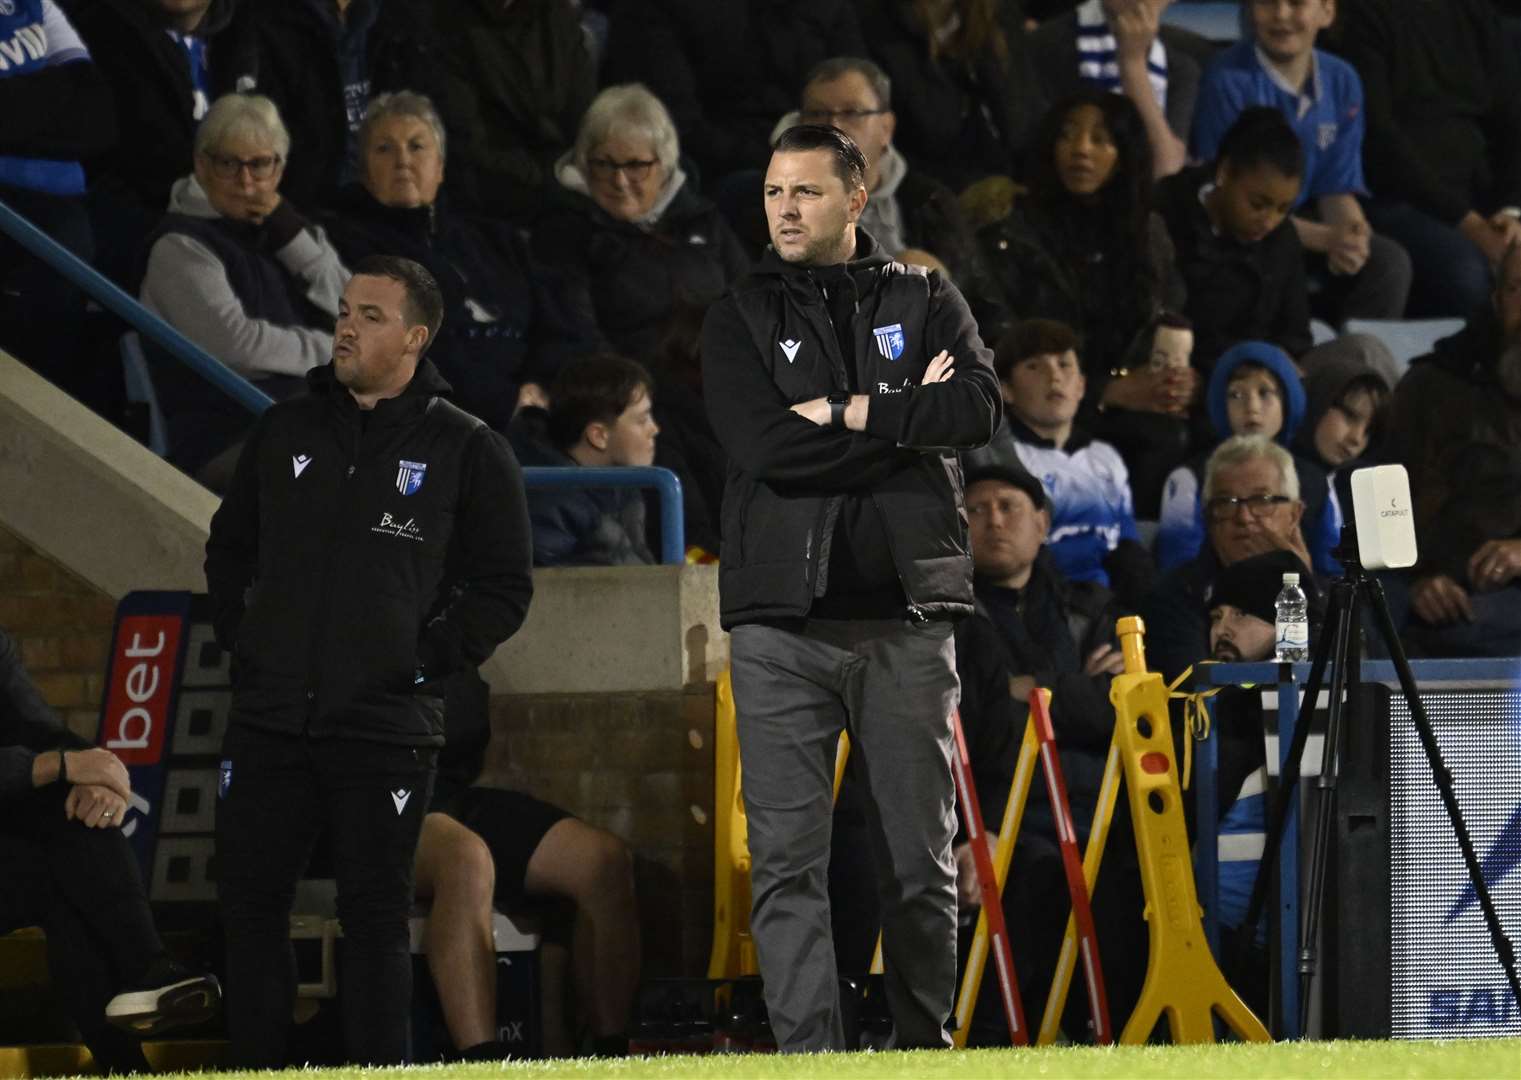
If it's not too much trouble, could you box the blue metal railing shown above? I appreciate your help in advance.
[0,197,689,564]
[0,197,275,415]
[522,466,684,565]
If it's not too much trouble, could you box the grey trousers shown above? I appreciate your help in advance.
[731,618,961,1052]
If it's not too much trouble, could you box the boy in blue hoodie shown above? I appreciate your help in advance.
[1156,340,1337,574]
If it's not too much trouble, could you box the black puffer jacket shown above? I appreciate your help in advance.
[205,359,534,746]
[700,231,1001,628]
[532,173,750,359]
[322,185,593,431]
[974,204,1184,398]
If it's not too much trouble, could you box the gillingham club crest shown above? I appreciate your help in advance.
[873,323,905,361]
[396,459,428,496]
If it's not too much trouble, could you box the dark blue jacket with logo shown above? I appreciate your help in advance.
[700,230,1001,629]
[204,359,533,746]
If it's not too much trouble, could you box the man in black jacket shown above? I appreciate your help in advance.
[205,255,533,1068]
[701,125,999,1051]
[1,626,221,1072]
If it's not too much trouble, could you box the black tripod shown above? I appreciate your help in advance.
[1240,527,1521,1036]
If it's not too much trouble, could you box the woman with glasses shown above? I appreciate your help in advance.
[321,91,592,432]
[139,92,349,485]
[532,83,749,360]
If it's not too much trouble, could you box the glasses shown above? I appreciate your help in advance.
[204,152,283,181]
[587,157,659,182]
[1206,493,1293,522]
[799,108,889,124]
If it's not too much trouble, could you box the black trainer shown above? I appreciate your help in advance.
[105,958,222,1036]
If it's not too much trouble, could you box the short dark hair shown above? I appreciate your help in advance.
[1154,311,1193,333]
[773,123,867,192]
[351,254,444,355]
[802,56,892,110]
[993,319,1081,382]
[1216,106,1304,179]
[548,352,652,452]
[1337,372,1391,445]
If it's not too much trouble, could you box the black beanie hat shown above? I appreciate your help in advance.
[1208,550,1318,625]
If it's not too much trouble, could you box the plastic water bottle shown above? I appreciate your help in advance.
[1275,572,1309,663]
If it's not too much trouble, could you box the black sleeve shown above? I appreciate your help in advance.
[0,59,116,160]
[204,412,270,651]
[417,427,535,675]
[0,627,86,801]
[1103,538,1156,613]
[860,273,1002,450]
[1268,230,1314,360]
[700,298,913,491]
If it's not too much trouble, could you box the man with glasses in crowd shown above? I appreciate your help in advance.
[1141,433,1313,683]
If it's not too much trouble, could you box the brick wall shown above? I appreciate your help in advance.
[483,685,717,977]
[0,523,116,740]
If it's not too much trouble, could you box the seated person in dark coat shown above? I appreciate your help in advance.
[0,625,221,1073]
[532,83,750,361]
[1386,244,1521,657]
[322,90,592,431]
[972,90,1192,507]
[1155,107,1312,374]
[509,352,659,567]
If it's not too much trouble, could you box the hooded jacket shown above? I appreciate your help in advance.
[204,359,533,746]
[533,163,750,360]
[68,0,236,213]
[322,184,591,431]
[1155,341,1336,575]
[700,229,1000,628]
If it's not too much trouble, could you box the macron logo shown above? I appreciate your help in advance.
[292,454,312,478]
[779,339,801,363]
[391,789,411,815]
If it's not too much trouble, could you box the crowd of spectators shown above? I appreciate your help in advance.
[3,0,1521,1057]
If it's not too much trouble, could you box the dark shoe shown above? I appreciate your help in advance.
[105,958,221,1036]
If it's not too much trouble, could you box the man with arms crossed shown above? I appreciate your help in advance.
[702,125,1000,1051]
[205,255,533,1067]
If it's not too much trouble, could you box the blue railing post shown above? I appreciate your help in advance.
[0,196,275,416]
[520,466,685,565]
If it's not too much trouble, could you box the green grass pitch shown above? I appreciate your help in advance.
[183,1039,1519,1080]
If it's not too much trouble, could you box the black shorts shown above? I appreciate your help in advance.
[434,787,572,908]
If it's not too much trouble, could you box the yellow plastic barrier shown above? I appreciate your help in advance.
[1109,616,1269,1044]
[707,669,757,979]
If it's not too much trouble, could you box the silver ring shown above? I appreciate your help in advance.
[102,811,113,818]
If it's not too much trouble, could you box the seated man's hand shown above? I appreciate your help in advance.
[1466,538,1521,592]
[1008,674,1037,703]
[516,381,550,413]
[64,747,131,801]
[1410,573,1475,626]
[1102,366,1190,417]
[1084,643,1126,676]
[1327,218,1371,275]
[65,783,128,829]
[954,832,998,909]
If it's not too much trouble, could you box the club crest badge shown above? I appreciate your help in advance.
[396,460,427,496]
[873,323,905,361]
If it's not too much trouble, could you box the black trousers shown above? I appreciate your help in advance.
[216,725,436,1068]
[0,783,162,1072]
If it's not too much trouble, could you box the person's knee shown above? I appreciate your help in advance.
[579,829,636,904]
[433,827,497,912]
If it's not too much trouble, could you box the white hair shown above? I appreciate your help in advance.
[573,83,680,177]
[1203,434,1300,503]
[360,90,448,162]
[196,93,290,160]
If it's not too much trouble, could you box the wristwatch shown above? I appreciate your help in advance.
[827,391,850,429]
